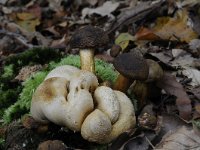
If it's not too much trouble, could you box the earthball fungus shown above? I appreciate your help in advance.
[31,65,136,144]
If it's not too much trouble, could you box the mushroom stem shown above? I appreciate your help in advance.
[113,74,133,92]
[80,49,95,73]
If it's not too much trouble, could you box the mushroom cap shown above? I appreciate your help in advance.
[113,52,149,80]
[94,86,120,124]
[70,25,109,49]
[81,87,136,144]
[45,65,80,81]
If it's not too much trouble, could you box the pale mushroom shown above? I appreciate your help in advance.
[81,86,136,144]
[31,65,136,144]
[31,68,99,131]
[45,65,80,81]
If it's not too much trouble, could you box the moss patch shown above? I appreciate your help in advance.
[3,55,118,124]
[0,47,62,123]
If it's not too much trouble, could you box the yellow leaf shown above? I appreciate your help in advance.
[17,12,36,20]
[16,12,40,32]
[17,19,40,32]
[152,9,198,43]
[115,33,135,51]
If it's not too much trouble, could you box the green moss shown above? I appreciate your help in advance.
[1,64,14,79]
[49,55,118,83]
[3,71,47,124]
[0,138,5,150]
[5,47,61,67]
[0,87,21,108]
[1,47,62,123]
[193,119,200,130]
[3,55,118,124]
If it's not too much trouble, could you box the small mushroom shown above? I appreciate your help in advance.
[70,25,109,73]
[113,52,164,92]
[113,52,149,92]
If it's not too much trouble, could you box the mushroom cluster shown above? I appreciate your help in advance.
[31,65,136,144]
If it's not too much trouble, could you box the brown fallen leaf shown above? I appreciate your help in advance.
[155,126,200,150]
[135,27,160,41]
[191,86,200,101]
[156,72,192,120]
[16,12,40,32]
[152,9,198,43]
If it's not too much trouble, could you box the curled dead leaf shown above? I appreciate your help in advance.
[156,73,192,120]
[155,126,200,150]
[152,9,198,43]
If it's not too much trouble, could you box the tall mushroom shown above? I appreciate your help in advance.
[70,25,109,73]
[113,52,149,92]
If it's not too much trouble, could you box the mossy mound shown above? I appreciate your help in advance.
[3,55,118,124]
[0,47,62,123]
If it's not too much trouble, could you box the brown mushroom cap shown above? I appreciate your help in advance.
[113,52,149,81]
[70,25,109,49]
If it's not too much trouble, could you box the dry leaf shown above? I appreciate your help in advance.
[135,27,160,41]
[81,1,120,19]
[16,12,40,32]
[155,126,200,150]
[182,68,200,87]
[152,9,198,43]
[86,0,98,6]
[115,33,135,51]
[189,39,200,57]
[156,73,192,120]
[191,87,200,100]
[27,4,42,19]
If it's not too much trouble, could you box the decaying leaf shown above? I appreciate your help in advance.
[135,27,160,41]
[191,87,200,100]
[155,126,200,150]
[182,68,200,87]
[115,33,135,51]
[171,49,197,68]
[156,73,192,120]
[152,9,198,43]
[81,1,120,19]
[16,12,40,32]
[189,39,200,57]
[86,0,98,6]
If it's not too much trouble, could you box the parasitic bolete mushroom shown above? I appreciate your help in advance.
[113,52,164,93]
[113,52,149,92]
[70,25,109,73]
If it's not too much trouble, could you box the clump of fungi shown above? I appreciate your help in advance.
[31,65,136,144]
[30,26,136,144]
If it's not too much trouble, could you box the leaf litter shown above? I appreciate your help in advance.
[0,0,200,149]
